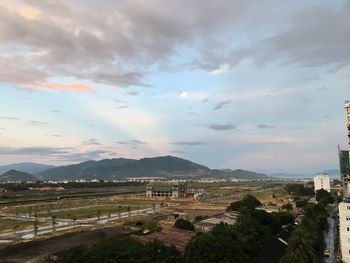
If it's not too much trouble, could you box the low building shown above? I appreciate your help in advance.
[339,198,350,262]
[314,173,331,192]
[194,211,240,232]
[136,228,196,253]
[146,182,186,198]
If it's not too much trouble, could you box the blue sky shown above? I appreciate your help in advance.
[0,0,349,173]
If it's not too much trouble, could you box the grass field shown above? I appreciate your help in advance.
[0,219,48,233]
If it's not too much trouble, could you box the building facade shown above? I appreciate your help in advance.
[339,100,350,262]
[314,174,331,192]
[146,182,186,198]
[339,200,350,263]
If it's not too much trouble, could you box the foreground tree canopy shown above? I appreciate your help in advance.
[227,194,262,211]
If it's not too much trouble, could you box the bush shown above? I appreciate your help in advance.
[174,218,195,231]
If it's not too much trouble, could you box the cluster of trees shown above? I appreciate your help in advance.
[226,194,262,211]
[284,184,314,196]
[55,237,184,263]
[0,181,145,192]
[174,218,195,231]
[315,188,334,206]
[185,195,294,263]
[280,202,329,263]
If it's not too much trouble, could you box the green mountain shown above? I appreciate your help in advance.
[0,162,54,175]
[211,169,267,180]
[0,169,37,182]
[38,156,211,181]
[37,156,266,181]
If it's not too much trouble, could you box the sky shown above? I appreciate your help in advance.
[0,0,349,173]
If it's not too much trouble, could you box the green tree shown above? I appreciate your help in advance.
[174,218,195,231]
[280,227,316,263]
[144,219,161,233]
[185,223,249,263]
[315,188,333,205]
[227,194,262,211]
[282,203,293,212]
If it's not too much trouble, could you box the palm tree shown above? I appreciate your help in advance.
[280,227,316,263]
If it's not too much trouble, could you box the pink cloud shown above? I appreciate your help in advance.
[38,82,95,92]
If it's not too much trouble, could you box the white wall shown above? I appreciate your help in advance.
[339,202,350,263]
[314,174,331,192]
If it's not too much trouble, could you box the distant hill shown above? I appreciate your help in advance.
[212,169,268,180]
[0,163,55,175]
[270,169,340,179]
[0,169,37,182]
[37,156,266,181]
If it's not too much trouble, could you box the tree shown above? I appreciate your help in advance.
[144,219,161,233]
[227,194,261,211]
[315,188,333,205]
[127,206,131,217]
[194,215,209,222]
[185,223,249,263]
[34,211,39,236]
[282,203,293,212]
[174,218,195,231]
[280,227,316,263]
[58,237,183,263]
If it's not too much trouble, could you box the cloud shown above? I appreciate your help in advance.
[0,116,20,121]
[117,105,128,109]
[210,63,230,74]
[28,120,48,126]
[179,91,209,101]
[1,1,348,93]
[170,150,186,154]
[213,100,231,111]
[170,141,206,146]
[257,124,275,129]
[0,147,70,156]
[57,150,112,162]
[126,91,138,96]
[209,124,236,131]
[117,139,145,149]
[37,82,95,92]
[81,138,101,145]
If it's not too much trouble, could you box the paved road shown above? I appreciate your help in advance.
[0,205,161,241]
[324,205,337,263]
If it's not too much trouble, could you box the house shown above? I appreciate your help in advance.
[194,211,240,232]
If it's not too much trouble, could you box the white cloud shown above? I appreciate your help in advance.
[210,63,230,75]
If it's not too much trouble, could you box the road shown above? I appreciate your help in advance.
[324,205,337,263]
[0,205,161,242]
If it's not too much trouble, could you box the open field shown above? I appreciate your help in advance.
[0,180,303,262]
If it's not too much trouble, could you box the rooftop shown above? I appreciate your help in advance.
[135,228,195,253]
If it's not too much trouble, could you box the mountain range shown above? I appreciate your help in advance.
[0,156,340,182]
[0,169,37,182]
[0,156,267,181]
[0,162,54,175]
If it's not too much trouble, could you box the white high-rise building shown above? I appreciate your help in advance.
[339,100,350,262]
[339,200,350,263]
[314,174,330,192]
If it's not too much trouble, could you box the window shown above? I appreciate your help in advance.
[347,227,349,231]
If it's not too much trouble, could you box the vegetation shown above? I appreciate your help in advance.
[55,237,184,263]
[315,188,334,206]
[281,203,293,212]
[0,181,144,191]
[280,203,329,263]
[227,194,262,211]
[284,184,314,196]
[144,219,161,233]
[185,209,294,263]
[194,215,209,221]
[174,218,195,231]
